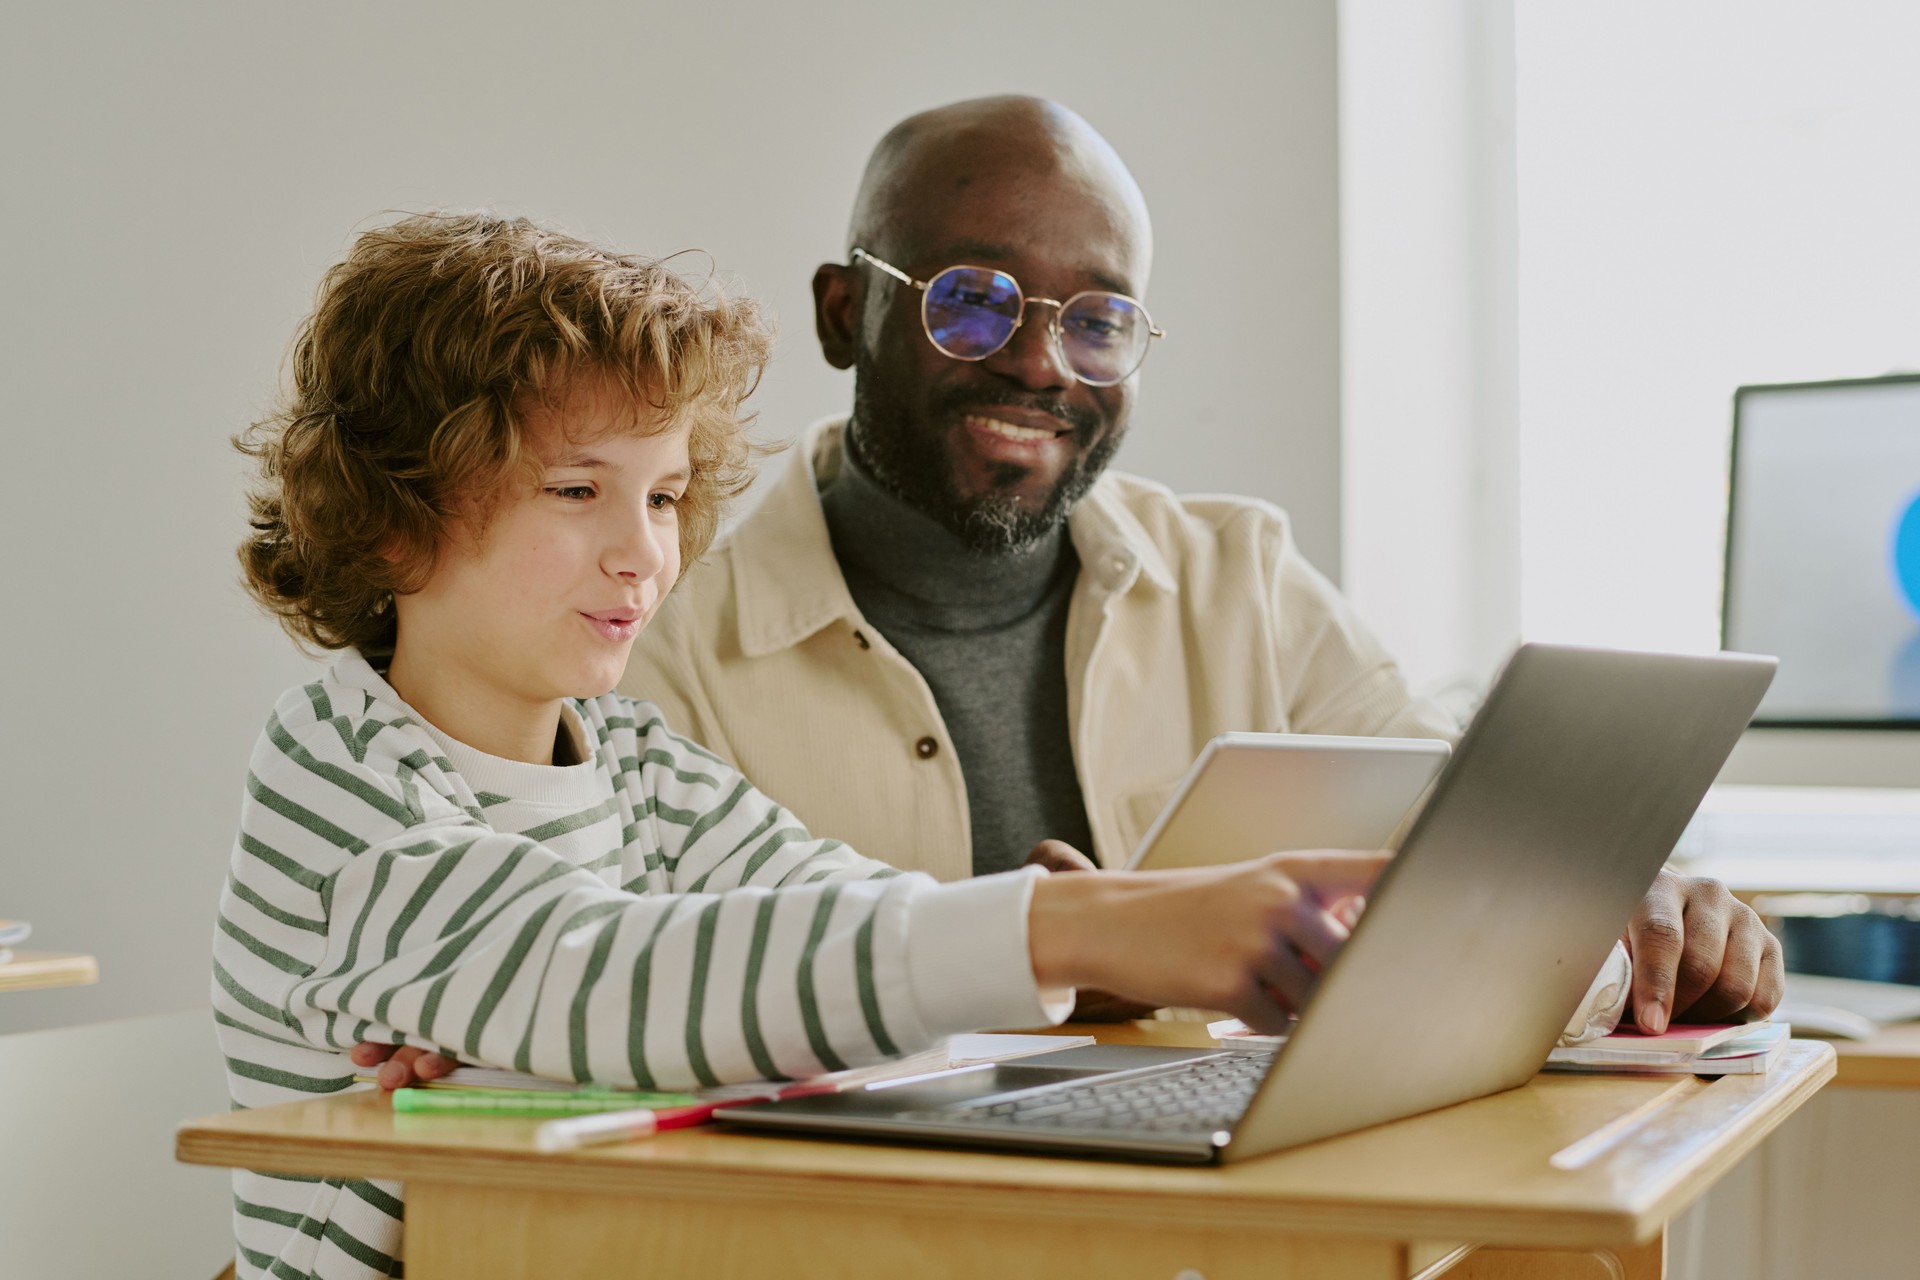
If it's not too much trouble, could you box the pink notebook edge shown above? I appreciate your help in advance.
[1594,1020,1768,1053]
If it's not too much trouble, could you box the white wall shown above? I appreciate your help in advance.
[1514,1,1920,653]
[1339,0,1520,696]
[0,0,1344,1035]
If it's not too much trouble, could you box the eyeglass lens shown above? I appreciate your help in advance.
[922,265,1151,386]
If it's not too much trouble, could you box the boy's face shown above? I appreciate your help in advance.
[396,378,689,709]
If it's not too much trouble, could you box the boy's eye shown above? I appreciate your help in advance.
[546,484,596,501]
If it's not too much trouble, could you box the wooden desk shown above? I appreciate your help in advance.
[176,1025,1833,1280]
[0,950,97,994]
[1828,1021,1920,1089]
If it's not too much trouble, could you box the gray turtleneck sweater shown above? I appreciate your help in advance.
[820,442,1098,877]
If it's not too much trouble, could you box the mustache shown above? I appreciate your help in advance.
[931,389,1101,437]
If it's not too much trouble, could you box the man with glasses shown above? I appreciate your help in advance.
[610,94,1783,1033]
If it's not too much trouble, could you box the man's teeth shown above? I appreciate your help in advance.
[968,415,1059,443]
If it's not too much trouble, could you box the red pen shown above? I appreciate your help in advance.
[534,1081,839,1153]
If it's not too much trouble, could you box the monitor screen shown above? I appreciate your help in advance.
[1724,376,1920,726]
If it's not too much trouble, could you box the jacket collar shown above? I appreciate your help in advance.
[730,416,1172,658]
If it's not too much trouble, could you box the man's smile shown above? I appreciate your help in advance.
[965,412,1068,443]
[954,404,1087,474]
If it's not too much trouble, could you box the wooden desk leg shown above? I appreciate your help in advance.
[404,1181,1418,1280]
[1438,1233,1664,1280]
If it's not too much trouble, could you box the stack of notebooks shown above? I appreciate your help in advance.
[1543,1021,1789,1075]
[1208,1017,1791,1076]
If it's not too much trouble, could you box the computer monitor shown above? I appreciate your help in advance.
[1724,374,1920,727]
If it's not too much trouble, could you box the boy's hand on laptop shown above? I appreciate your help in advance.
[1028,851,1388,1035]
[1022,840,1160,1021]
[349,1041,459,1091]
[1625,869,1785,1034]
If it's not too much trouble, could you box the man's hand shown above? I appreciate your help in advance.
[1625,869,1785,1033]
[1021,841,1159,1021]
[349,1041,459,1091]
[1022,839,1100,876]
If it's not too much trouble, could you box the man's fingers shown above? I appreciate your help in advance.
[1627,876,1687,1035]
[1677,902,1756,1021]
[1684,909,1782,1022]
[1747,932,1786,1018]
[1070,989,1160,1022]
[1023,840,1099,875]
[1670,888,1732,1018]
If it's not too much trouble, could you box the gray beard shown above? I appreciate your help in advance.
[847,357,1120,556]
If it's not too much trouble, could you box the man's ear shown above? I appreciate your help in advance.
[812,262,858,371]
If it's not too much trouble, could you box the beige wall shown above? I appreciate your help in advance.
[0,0,1343,1035]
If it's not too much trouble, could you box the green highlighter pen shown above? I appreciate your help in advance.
[391,1089,700,1117]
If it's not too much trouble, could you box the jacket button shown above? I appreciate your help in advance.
[914,736,939,759]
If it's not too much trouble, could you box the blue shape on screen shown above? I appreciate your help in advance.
[1900,493,1920,617]
[1895,632,1920,717]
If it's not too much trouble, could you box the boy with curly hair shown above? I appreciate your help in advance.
[217,211,1380,1279]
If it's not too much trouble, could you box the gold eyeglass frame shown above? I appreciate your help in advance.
[850,246,1165,386]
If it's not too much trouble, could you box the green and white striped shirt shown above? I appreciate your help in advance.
[214,651,1059,1280]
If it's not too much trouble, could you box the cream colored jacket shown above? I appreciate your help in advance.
[621,418,1459,882]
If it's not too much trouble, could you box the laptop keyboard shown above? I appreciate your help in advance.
[897,1050,1272,1136]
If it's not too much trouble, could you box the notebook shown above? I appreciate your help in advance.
[1545,1023,1789,1075]
[1577,1022,1755,1055]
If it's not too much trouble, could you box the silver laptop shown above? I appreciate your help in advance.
[718,644,1778,1164]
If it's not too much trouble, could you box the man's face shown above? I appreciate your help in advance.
[843,162,1149,552]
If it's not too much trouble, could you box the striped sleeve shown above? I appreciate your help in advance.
[223,681,1060,1091]
[623,707,900,894]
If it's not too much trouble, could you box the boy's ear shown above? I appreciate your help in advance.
[812,263,859,371]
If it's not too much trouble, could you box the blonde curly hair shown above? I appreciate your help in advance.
[237,211,772,657]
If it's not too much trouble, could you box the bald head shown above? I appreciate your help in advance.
[847,96,1152,285]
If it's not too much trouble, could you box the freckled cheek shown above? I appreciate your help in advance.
[504,535,594,604]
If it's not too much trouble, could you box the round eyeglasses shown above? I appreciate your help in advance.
[851,247,1164,387]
